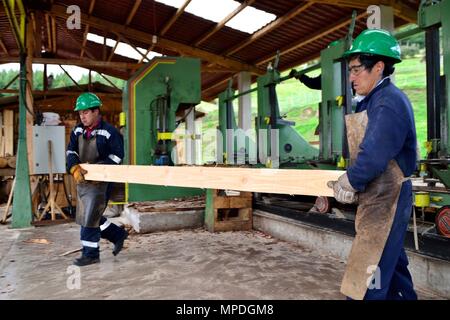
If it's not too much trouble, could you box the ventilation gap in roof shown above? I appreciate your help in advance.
[226,6,276,34]
[157,0,239,23]
[87,33,161,62]
[156,0,276,34]
[114,43,162,61]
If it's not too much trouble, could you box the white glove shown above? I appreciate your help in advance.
[327,173,358,204]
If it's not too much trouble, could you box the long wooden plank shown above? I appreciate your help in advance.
[0,111,4,157]
[3,110,14,157]
[81,164,343,197]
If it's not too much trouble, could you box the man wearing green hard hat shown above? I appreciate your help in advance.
[328,29,418,300]
[66,92,128,266]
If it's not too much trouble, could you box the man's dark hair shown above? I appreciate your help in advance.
[349,54,396,77]
[88,107,100,113]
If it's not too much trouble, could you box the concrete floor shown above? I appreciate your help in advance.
[0,222,443,300]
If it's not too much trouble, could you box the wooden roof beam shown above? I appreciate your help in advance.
[80,0,96,58]
[48,4,263,75]
[0,38,8,55]
[59,65,83,90]
[31,11,43,57]
[304,0,416,23]
[98,73,120,90]
[255,12,367,66]
[203,75,235,95]
[2,74,19,89]
[0,56,141,71]
[0,89,122,97]
[55,18,96,60]
[194,0,255,47]
[224,2,315,56]
[108,0,142,62]
[125,0,142,25]
[45,13,52,52]
[116,33,148,62]
[138,45,154,64]
[51,15,57,53]
[160,0,192,36]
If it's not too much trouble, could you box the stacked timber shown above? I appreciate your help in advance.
[0,156,16,168]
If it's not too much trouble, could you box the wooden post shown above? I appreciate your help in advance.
[0,177,15,224]
[11,17,34,228]
[204,189,215,231]
[3,110,14,156]
[0,111,3,157]
[88,70,92,92]
[11,53,32,228]
[43,63,48,91]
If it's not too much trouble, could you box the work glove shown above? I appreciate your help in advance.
[70,164,88,184]
[327,173,358,204]
[289,69,299,79]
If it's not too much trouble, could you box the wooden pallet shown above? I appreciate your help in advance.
[205,189,252,232]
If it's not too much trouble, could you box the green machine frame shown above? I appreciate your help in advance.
[414,0,450,220]
[217,66,321,168]
[319,38,353,165]
[123,57,204,201]
[217,36,355,170]
[419,0,450,158]
[255,61,319,168]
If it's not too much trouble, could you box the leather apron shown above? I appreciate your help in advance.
[76,134,108,227]
[340,110,405,300]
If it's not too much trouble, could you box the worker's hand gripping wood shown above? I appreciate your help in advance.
[70,164,88,184]
[327,173,358,204]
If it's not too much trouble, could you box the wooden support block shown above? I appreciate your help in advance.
[205,188,253,232]
[82,164,342,197]
[229,197,252,208]
[214,196,230,209]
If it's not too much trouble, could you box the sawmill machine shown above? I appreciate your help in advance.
[254,54,320,169]
[122,57,204,201]
[218,14,356,170]
[413,0,450,238]
[218,58,322,169]
[216,25,355,221]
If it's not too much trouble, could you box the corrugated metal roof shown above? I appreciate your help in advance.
[1,0,420,101]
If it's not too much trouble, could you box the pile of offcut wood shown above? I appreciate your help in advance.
[0,156,16,169]
[128,196,205,213]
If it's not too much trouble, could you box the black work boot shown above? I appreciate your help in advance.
[73,255,100,266]
[113,230,128,256]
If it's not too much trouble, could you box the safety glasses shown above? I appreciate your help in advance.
[348,64,365,76]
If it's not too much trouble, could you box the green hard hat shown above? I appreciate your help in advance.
[328,39,340,48]
[74,92,102,111]
[343,29,401,63]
